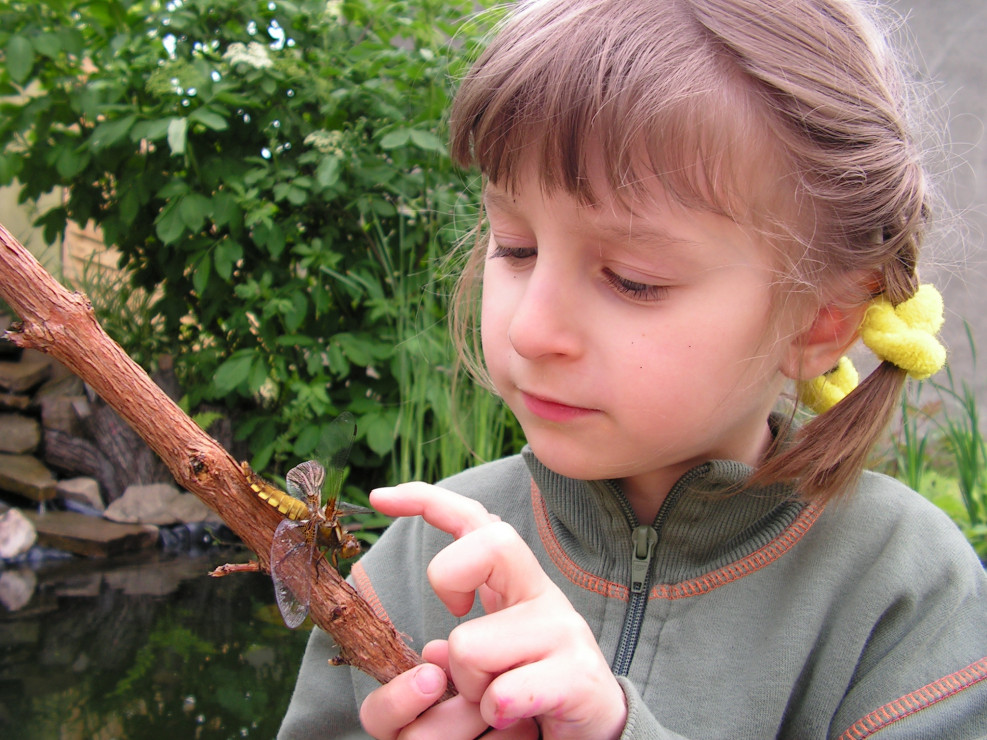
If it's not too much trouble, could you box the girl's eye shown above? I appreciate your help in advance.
[489,244,536,263]
[602,268,669,302]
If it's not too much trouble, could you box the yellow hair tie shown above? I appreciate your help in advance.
[859,284,946,380]
[798,356,859,415]
[798,284,946,414]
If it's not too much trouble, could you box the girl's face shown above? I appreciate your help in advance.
[480,159,798,521]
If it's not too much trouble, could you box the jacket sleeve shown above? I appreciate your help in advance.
[277,626,371,739]
[828,495,987,740]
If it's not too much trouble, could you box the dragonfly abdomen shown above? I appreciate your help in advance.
[242,462,309,521]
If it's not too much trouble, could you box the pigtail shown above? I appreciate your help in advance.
[754,363,906,502]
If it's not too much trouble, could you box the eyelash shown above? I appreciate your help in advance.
[489,245,670,303]
[602,269,670,302]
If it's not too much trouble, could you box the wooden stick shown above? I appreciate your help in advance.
[0,220,432,691]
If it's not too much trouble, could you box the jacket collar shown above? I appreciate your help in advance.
[521,442,807,585]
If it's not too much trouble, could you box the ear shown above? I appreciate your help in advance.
[780,302,868,381]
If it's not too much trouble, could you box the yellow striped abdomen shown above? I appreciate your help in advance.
[242,462,309,520]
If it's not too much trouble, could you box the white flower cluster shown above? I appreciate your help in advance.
[304,130,346,156]
[222,41,274,70]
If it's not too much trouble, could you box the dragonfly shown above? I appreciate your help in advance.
[235,412,371,628]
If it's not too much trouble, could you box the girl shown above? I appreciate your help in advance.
[279,0,987,737]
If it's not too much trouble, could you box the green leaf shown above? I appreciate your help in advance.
[256,223,285,259]
[213,240,243,280]
[0,153,23,184]
[190,108,229,132]
[287,185,307,206]
[409,128,445,153]
[55,145,89,178]
[131,118,173,142]
[178,193,211,232]
[155,203,186,244]
[247,356,269,394]
[315,156,341,188]
[379,129,411,149]
[211,191,240,228]
[364,411,398,456]
[293,424,322,459]
[283,291,308,332]
[90,114,138,150]
[5,36,35,84]
[119,187,140,226]
[167,118,188,155]
[31,33,62,59]
[192,252,212,294]
[213,351,255,394]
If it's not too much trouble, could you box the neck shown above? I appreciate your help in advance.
[618,420,776,524]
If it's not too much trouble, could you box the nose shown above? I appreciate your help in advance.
[507,259,583,360]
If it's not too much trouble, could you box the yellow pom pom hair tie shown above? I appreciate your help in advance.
[798,284,947,415]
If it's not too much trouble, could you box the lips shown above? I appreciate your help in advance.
[519,391,597,423]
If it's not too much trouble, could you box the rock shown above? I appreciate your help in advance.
[39,394,89,436]
[102,556,208,597]
[0,568,36,611]
[42,428,120,500]
[0,412,41,454]
[56,477,104,512]
[0,391,31,411]
[0,453,57,502]
[170,493,219,525]
[0,313,21,360]
[0,508,37,558]
[0,356,50,393]
[103,483,217,526]
[21,509,158,557]
[33,369,86,401]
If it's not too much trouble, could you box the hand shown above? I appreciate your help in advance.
[358,654,538,740]
[363,482,628,740]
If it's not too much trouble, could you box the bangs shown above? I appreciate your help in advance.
[449,0,790,222]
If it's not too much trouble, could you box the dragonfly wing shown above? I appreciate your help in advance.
[314,412,356,503]
[271,518,314,629]
[286,460,326,505]
[334,500,373,517]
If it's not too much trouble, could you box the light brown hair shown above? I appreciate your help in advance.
[448,0,933,502]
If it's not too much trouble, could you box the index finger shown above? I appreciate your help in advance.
[370,482,500,539]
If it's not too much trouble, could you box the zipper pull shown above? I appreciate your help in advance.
[630,525,658,594]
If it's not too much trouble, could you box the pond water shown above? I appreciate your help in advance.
[0,547,313,740]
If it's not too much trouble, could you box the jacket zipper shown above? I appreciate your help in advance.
[611,524,658,675]
[609,465,707,676]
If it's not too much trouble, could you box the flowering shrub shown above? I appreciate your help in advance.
[0,0,513,483]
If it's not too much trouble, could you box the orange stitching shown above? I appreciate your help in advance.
[530,480,823,601]
[350,561,390,622]
[838,656,987,739]
[650,504,823,599]
[531,481,630,600]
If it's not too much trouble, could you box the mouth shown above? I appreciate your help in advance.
[519,391,598,423]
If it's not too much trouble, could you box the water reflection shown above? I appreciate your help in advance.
[0,549,310,739]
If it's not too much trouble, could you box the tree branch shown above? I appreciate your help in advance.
[0,220,435,692]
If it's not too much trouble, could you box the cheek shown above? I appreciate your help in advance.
[479,272,511,371]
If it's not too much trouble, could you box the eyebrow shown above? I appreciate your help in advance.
[481,187,518,214]
[482,185,702,257]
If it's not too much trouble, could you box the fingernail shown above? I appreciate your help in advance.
[414,665,445,695]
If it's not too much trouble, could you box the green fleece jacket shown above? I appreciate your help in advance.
[278,449,987,738]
